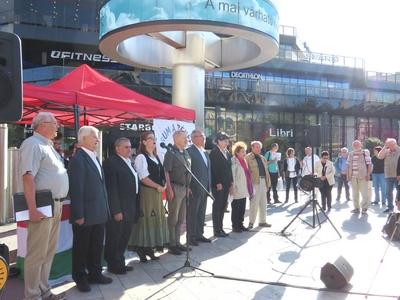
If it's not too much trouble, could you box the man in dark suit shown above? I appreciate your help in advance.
[209,132,233,237]
[68,126,112,293]
[187,129,212,245]
[103,137,139,274]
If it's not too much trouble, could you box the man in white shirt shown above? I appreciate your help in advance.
[301,147,320,176]
[103,137,139,275]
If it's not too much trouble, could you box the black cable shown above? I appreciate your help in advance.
[212,274,399,299]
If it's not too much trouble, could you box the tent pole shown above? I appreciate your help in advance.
[73,104,80,139]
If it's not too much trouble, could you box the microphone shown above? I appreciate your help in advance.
[160,142,173,150]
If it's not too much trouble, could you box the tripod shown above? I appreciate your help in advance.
[162,145,215,278]
[365,214,400,299]
[281,147,341,238]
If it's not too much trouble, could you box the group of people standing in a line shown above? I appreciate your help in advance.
[18,111,400,299]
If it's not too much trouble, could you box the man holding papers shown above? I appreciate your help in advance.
[19,112,69,300]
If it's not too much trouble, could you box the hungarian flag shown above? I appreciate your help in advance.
[16,201,73,285]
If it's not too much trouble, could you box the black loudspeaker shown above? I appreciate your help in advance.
[0,32,22,122]
[320,256,354,290]
[304,125,321,147]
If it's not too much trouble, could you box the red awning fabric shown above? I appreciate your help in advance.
[22,64,195,127]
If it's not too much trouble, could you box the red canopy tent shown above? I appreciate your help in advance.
[22,64,195,130]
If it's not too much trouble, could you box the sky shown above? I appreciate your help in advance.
[277,0,400,73]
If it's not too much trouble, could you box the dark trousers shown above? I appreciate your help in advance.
[285,177,298,201]
[319,181,333,210]
[336,174,350,201]
[104,219,133,270]
[212,187,229,233]
[72,223,105,283]
[267,172,279,202]
[231,198,246,229]
[188,189,208,241]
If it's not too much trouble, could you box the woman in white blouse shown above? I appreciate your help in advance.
[315,151,336,211]
[283,148,301,203]
[129,132,168,262]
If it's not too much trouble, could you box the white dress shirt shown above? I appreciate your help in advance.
[81,147,102,177]
[195,144,208,166]
[118,155,139,194]
[134,153,160,180]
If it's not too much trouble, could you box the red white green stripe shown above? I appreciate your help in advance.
[17,201,73,285]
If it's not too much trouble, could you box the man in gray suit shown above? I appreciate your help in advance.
[187,129,212,245]
[68,126,112,292]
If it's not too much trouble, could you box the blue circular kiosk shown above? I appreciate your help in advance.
[99,0,280,127]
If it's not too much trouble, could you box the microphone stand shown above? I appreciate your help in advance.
[162,145,215,278]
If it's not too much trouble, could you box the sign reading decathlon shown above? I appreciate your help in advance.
[99,0,279,41]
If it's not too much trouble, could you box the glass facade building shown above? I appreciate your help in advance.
[2,1,400,156]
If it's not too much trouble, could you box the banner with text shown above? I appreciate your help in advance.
[153,119,195,162]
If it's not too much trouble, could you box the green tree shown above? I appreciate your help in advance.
[263,136,290,155]
[363,137,383,154]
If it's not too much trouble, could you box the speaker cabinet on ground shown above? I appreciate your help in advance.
[0,32,22,122]
[320,256,354,289]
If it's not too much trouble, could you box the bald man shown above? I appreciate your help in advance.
[164,130,192,255]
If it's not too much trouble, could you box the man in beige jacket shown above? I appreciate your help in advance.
[245,141,272,228]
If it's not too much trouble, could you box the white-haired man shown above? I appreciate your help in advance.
[164,130,191,255]
[20,112,68,300]
[378,138,400,213]
[68,126,112,292]
[245,141,272,228]
[334,147,351,202]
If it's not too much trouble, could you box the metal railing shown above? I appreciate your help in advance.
[279,25,297,37]
[367,71,400,84]
[277,49,365,69]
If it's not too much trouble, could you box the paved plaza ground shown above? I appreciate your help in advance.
[2,187,400,300]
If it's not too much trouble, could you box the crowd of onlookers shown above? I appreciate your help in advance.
[18,111,400,299]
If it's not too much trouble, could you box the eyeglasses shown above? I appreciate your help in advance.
[42,121,59,126]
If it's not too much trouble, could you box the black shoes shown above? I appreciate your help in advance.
[232,227,242,233]
[177,244,192,251]
[258,223,272,228]
[168,246,182,255]
[144,248,160,260]
[240,226,249,231]
[196,236,212,243]
[76,279,91,293]
[189,239,199,246]
[88,274,113,285]
[107,265,134,275]
[214,230,228,237]
[136,248,148,262]
[274,200,282,204]
[383,208,392,213]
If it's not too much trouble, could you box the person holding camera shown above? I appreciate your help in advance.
[315,151,335,211]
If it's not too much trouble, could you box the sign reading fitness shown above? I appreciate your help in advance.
[99,0,279,41]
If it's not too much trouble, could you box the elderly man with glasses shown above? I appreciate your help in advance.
[187,129,212,245]
[19,112,68,300]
